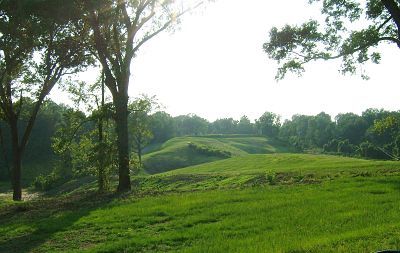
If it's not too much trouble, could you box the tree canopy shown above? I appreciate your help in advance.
[264,0,400,80]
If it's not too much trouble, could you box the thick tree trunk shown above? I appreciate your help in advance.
[115,95,131,192]
[10,123,22,201]
[11,151,22,201]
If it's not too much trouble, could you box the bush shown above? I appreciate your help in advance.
[32,168,69,191]
[337,139,356,156]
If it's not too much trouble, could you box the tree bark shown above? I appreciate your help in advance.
[10,121,22,201]
[115,94,131,192]
[382,0,400,45]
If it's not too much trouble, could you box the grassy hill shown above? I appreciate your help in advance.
[2,138,400,252]
[142,135,291,174]
[170,153,400,175]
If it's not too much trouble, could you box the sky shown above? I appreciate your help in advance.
[54,0,400,122]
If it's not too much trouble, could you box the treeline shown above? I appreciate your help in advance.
[279,110,400,160]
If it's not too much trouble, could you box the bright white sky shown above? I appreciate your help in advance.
[54,0,400,122]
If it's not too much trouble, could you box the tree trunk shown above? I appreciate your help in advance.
[115,95,131,192]
[98,118,106,192]
[137,141,142,165]
[10,123,22,201]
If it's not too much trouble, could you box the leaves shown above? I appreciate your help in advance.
[264,0,400,79]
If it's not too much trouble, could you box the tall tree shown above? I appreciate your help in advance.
[264,0,400,79]
[0,1,90,200]
[81,0,204,192]
[256,112,281,138]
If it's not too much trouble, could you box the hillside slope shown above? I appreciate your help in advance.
[142,135,290,174]
[169,153,400,175]
[1,159,400,252]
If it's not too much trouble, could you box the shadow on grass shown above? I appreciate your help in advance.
[0,191,121,253]
[376,178,400,192]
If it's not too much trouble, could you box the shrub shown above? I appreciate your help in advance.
[32,168,69,191]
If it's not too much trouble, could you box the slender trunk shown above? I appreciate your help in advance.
[98,117,106,192]
[115,95,131,192]
[10,121,21,201]
[98,75,107,192]
[137,141,142,165]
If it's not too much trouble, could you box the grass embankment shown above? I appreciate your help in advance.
[142,135,290,174]
[1,145,400,252]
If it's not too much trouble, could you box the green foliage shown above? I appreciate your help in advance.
[174,114,209,136]
[264,0,400,79]
[255,112,281,137]
[149,111,176,144]
[129,95,159,162]
[32,168,70,191]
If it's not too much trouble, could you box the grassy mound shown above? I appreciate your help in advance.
[142,135,290,174]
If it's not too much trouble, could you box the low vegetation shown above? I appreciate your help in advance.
[1,154,400,252]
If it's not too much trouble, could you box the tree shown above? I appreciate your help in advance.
[80,0,204,192]
[264,0,400,80]
[129,95,158,165]
[0,1,90,200]
[149,111,176,143]
[174,114,209,136]
[210,118,238,134]
[237,115,255,134]
[256,112,281,138]
[335,113,368,145]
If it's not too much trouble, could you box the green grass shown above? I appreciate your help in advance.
[1,176,400,252]
[2,150,400,252]
[170,153,400,176]
[142,135,290,174]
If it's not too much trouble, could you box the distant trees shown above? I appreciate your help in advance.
[175,114,209,136]
[149,111,176,144]
[237,116,255,135]
[264,0,400,79]
[256,112,281,138]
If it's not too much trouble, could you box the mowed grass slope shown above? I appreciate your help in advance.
[2,142,400,252]
[170,153,400,176]
[1,176,400,252]
[142,135,290,174]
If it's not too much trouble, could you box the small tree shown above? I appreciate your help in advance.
[129,95,158,165]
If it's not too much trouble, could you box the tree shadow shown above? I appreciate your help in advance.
[0,191,121,253]
[374,177,400,192]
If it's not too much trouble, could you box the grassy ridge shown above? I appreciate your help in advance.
[142,135,290,174]
[170,153,400,175]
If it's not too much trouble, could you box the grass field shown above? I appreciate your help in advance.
[1,176,400,252]
[1,136,400,252]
